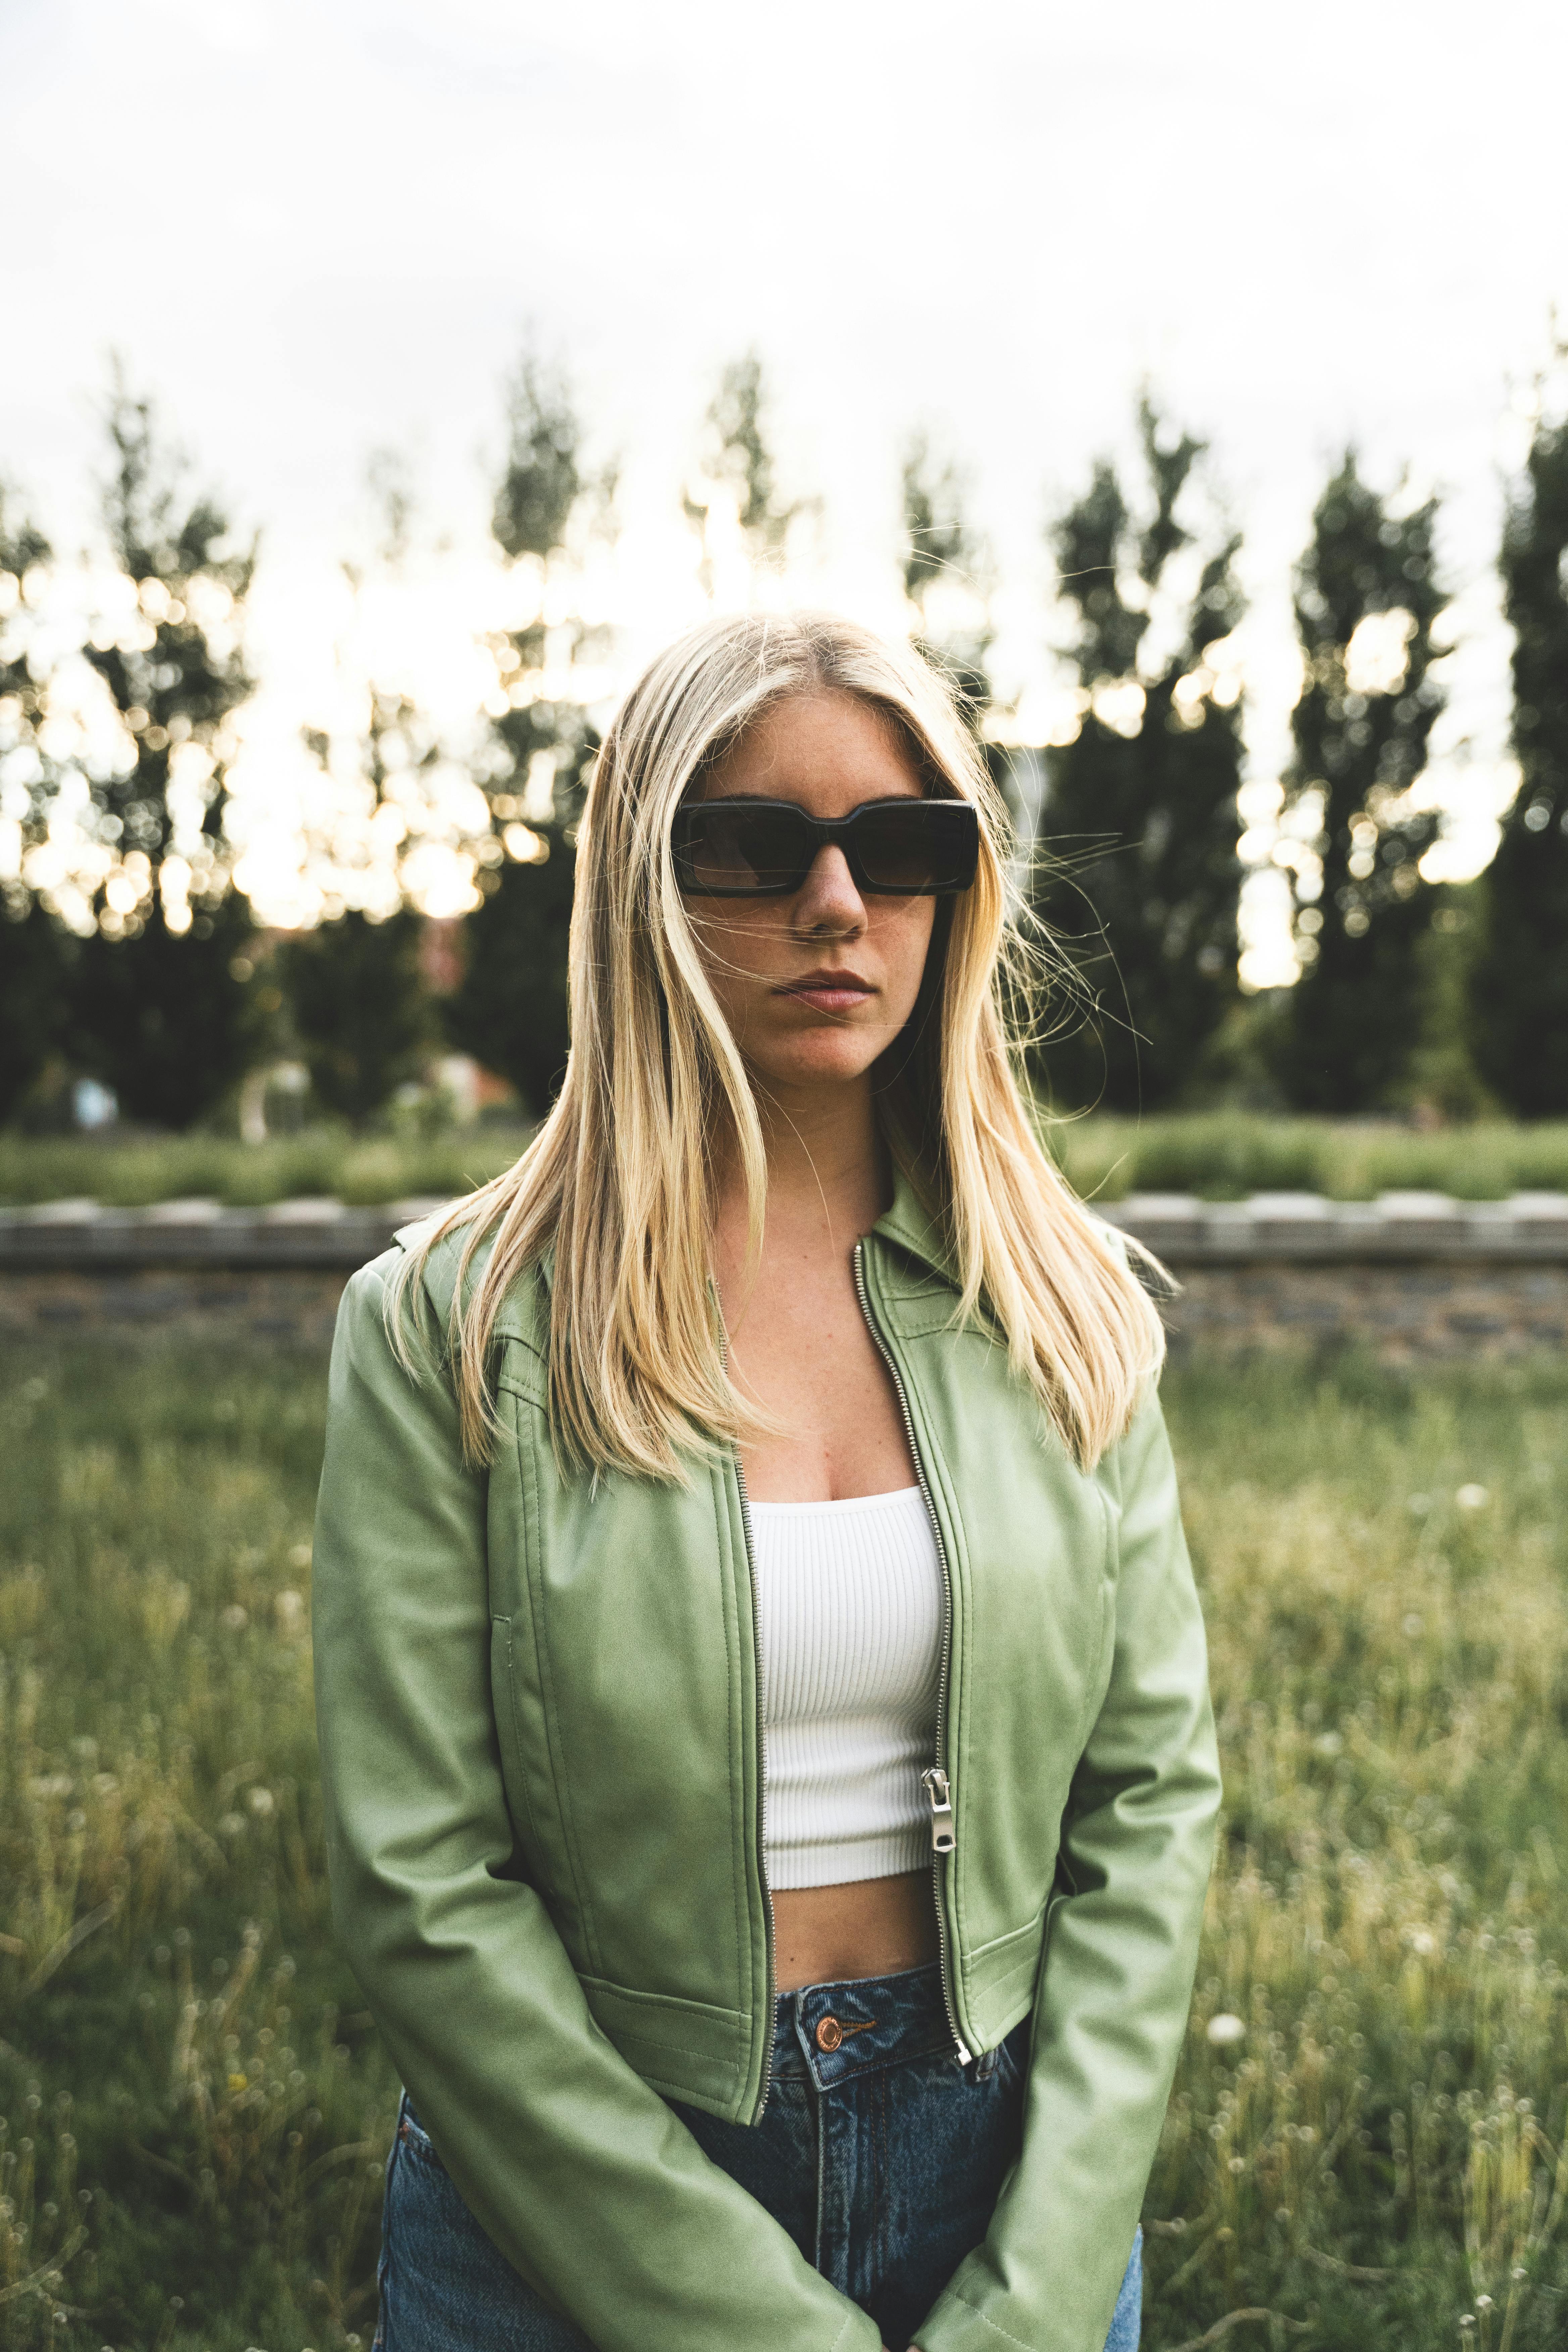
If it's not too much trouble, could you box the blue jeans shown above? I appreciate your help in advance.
[375,1961,1143,2351]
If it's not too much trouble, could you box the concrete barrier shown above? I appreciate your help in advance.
[2,1192,1566,1359]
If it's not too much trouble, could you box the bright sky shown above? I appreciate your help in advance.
[4,0,1566,970]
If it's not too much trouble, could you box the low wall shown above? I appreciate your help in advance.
[1,1191,1566,1360]
[1105,1190,1568,1361]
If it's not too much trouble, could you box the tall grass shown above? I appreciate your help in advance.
[1,1342,1565,2348]
[0,1350,388,2352]
[4,1114,1568,1209]
[1149,1361,1568,2349]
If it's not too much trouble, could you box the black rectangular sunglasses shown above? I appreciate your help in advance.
[671,795,980,898]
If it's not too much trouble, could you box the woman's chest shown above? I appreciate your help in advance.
[722,1250,917,1504]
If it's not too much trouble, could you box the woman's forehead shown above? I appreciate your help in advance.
[697,689,925,810]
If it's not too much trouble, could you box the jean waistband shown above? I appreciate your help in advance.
[772,1961,962,2090]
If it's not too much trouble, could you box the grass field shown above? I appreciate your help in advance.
[5,1112,1568,1211]
[2,1341,1566,2351]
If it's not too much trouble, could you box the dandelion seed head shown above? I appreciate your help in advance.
[1207,2013,1246,2046]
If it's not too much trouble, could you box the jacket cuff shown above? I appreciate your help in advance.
[918,2269,1134,2352]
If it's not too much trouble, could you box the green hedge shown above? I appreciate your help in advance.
[4,1115,1568,1210]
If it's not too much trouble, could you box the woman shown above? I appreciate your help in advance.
[313,609,1221,2352]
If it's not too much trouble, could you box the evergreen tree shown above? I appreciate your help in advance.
[278,699,439,1124]
[685,351,811,593]
[279,453,495,1127]
[277,906,430,1125]
[1028,399,1246,1112]
[899,432,1035,834]
[1279,451,1446,1111]
[0,486,75,1121]
[443,352,606,1115]
[901,433,995,734]
[65,370,259,1126]
[1472,353,1568,1115]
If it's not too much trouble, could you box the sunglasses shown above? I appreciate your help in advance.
[671,796,980,898]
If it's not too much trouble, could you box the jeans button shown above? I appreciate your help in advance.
[815,2016,843,2053]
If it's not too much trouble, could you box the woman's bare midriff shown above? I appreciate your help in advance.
[772,1868,940,1993]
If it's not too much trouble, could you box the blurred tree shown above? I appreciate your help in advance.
[277,905,430,1125]
[899,432,1034,833]
[279,698,440,1123]
[1472,354,1568,1115]
[902,432,995,729]
[0,485,77,1121]
[278,451,503,1126]
[685,351,812,592]
[64,368,259,1126]
[1028,398,1246,1112]
[1278,451,1447,1112]
[443,350,606,1115]
[492,356,583,562]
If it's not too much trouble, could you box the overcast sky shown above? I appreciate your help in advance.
[4,0,1566,938]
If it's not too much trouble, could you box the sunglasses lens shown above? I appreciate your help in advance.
[678,803,810,892]
[852,802,978,892]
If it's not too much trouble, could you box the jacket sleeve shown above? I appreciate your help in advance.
[312,1257,879,2352]
[917,1380,1222,2352]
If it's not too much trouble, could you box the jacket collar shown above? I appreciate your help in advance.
[867,1158,960,1289]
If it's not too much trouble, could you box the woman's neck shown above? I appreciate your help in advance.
[711,1075,890,1274]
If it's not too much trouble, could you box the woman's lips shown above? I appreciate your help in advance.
[776,971,875,1014]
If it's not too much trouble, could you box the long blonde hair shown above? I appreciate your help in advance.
[387,608,1165,1478]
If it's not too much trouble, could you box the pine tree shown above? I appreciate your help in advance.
[685,351,811,595]
[279,453,499,1127]
[901,433,995,732]
[65,370,259,1126]
[1472,352,1568,1115]
[277,905,430,1125]
[1278,452,1446,1112]
[899,432,1035,836]
[0,485,75,1121]
[278,698,439,1124]
[442,352,607,1115]
[1028,399,1246,1112]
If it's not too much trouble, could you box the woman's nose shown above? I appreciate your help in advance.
[792,845,866,932]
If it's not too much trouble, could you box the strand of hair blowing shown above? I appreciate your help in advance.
[384,610,1167,1481]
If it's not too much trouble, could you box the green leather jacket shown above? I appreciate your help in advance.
[312,1170,1220,2352]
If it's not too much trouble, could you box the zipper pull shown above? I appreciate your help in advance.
[921,1766,956,1856]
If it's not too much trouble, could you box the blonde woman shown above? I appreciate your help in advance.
[313,610,1221,2352]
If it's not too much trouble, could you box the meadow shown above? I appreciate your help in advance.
[4,1112,1568,1212]
[1,1337,1566,2351]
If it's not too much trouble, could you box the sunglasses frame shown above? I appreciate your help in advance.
[670,795,980,898]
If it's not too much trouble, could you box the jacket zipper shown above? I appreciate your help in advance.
[712,1293,781,2128]
[713,1296,780,2121]
[853,1239,973,2065]
[731,1446,779,2122]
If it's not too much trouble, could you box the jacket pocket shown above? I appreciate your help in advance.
[1071,1578,1113,1760]
[488,1616,545,1866]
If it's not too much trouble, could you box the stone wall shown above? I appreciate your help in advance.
[1100,1190,1568,1363]
[1,1191,1566,1360]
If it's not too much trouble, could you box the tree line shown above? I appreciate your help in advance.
[1,345,1565,1133]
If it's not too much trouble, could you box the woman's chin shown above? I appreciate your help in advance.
[744,1035,889,1095]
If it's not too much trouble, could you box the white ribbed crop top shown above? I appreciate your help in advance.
[748,1485,943,1891]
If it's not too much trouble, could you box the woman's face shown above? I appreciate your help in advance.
[684,689,938,1100]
